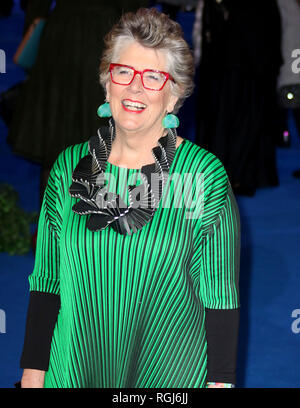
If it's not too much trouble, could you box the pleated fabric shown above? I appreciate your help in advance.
[28,137,240,388]
[7,0,147,168]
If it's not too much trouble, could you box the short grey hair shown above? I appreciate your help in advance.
[99,8,195,113]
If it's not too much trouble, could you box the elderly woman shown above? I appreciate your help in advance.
[19,8,240,388]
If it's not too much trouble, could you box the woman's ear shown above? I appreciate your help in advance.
[167,95,179,114]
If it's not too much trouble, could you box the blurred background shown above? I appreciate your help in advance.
[0,0,300,388]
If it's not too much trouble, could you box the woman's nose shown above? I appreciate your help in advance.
[128,73,144,91]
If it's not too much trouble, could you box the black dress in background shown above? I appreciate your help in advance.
[195,0,282,195]
[7,0,148,170]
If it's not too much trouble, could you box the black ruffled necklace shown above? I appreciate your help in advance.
[69,119,177,235]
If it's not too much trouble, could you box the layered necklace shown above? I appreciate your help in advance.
[69,119,177,235]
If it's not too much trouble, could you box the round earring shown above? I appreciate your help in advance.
[97,102,112,118]
[162,113,180,129]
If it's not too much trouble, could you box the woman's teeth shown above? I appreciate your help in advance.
[122,100,146,111]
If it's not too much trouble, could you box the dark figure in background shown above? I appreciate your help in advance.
[277,0,300,178]
[195,0,282,196]
[7,0,147,206]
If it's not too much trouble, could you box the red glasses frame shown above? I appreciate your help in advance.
[109,63,175,91]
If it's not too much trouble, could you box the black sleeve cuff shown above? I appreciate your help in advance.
[205,307,240,384]
[20,291,60,371]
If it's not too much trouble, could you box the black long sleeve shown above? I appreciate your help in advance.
[205,307,240,384]
[20,291,60,371]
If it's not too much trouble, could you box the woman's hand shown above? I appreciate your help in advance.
[21,369,45,388]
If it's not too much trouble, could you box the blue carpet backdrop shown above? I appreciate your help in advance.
[1,2,300,388]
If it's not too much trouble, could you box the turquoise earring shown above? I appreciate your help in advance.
[97,102,112,118]
[162,113,179,129]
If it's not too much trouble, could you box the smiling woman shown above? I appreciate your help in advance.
[19,8,240,389]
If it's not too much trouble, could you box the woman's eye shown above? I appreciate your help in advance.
[145,73,160,81]
[119,69,130,75]
[116,67,131,75]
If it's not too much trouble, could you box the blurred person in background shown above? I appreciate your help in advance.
[277,0,300,178]
[194,0,282,196]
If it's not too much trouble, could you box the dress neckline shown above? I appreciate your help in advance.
[107,139,187,171]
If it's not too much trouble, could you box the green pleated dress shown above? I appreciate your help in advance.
[29,137,240,388]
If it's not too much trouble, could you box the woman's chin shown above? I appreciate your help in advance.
[115,117,146,134]
[114,111,163,136]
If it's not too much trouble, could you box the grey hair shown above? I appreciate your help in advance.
[99,8,195,113]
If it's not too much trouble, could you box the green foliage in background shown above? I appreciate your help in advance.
[0,183,38,255]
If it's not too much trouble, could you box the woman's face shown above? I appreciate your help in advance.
[106,41,178,138]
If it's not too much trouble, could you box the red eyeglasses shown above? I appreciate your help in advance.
[109,63,175,91]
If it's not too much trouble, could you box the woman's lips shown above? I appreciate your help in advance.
[121,99,147,114]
